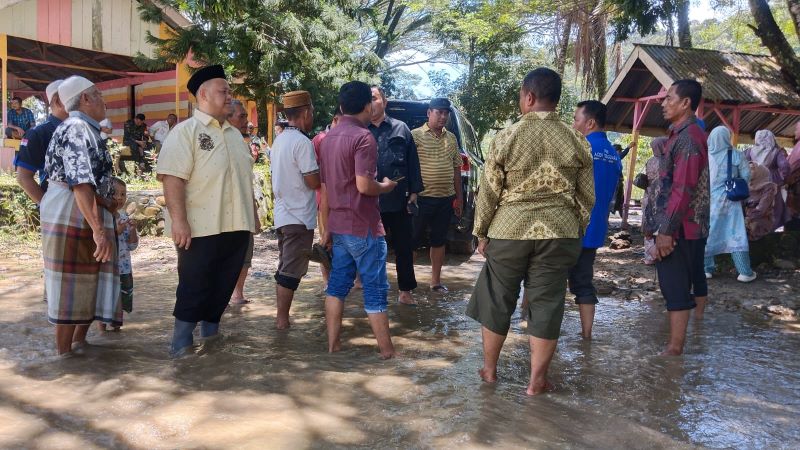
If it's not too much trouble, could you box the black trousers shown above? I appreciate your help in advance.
[567,248,598,304]
[381,210,418,292]
[174,231,250,323]
[655,238,706,311]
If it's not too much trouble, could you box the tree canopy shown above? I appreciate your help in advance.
[136,0,800,143]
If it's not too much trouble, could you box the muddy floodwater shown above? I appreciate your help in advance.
[1,236,799,449]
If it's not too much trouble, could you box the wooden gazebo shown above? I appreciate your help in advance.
[602,44,800,225]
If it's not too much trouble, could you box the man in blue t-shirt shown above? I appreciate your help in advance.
[14,80,66,204]
[569,100,622,339]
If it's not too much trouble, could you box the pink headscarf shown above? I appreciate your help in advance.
[749,130,780,167]
[790,141,800,174]
[651,136,668,157]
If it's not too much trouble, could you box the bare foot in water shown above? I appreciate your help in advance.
[398,291,417,306]
[328,340,341,353]
[660,347,683,356]
[525,379,555,396]
[479,367,497,383]
[276,319,291,330]
[379,350,396,360]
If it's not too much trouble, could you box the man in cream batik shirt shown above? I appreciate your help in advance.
[157,65,256,357]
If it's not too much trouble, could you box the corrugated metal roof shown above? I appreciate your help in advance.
[603,44,800,143]
[6,36,156,92]
[638,44,800,107]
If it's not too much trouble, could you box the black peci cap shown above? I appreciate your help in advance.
[428,98,451,110]
[187,64,226,97]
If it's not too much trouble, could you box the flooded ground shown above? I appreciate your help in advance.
[1,233,799,449]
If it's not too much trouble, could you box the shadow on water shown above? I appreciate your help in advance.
[0,254,799,449]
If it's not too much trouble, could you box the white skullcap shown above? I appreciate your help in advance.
[58,76,95,107]
[45,80,63,104]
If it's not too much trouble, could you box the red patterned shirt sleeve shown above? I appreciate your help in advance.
[657,124,709,238]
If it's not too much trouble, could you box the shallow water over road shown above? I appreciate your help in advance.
[1,254,799,449]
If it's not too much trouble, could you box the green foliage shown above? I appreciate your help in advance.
[691,2,800,54]
[137,0,379,130]
[429,57,525,142]
[353,0,432,59]
[429,47,573,144]
[608,0,668,42]
[380,70,423,100]
[253,161,274,228]
[0,175,39,233]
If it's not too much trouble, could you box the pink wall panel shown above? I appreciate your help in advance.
[37,0,72,45]
[59,0,71,45]
[36,0,48,42]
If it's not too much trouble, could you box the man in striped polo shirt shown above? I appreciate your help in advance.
[411,98,464,293]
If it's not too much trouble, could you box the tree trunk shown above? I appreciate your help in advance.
[466,37,476,94]
[556,14,573,75]
[748,0,800,91]
[787,0,800,42]
[590,6,607,97]
[676,0,692,47]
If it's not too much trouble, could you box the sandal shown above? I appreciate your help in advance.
[430,284,449,293]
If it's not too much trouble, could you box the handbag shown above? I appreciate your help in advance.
[724,148,750,201]
[633,173,649,190]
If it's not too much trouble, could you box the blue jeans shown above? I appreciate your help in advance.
[326,233,389,314]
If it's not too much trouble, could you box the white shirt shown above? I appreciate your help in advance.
[270,128,319,229]
[99,118,112,140]
[150,120,173,143]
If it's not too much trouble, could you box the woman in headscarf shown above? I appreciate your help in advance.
[745,130,791,230]
[785,122,800,223]
[704,127,756,282]
[745,163,779,241]
[641,137,667,265]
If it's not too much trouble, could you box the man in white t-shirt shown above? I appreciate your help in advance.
[149,113,178,147]
[271,90,320,329]
[99,118,113,140]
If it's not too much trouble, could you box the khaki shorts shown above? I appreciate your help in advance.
[466,238,581,340]
[276,224,315,280]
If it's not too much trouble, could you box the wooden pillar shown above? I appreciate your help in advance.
[621,123,639,226]
[1,34,7,138]
[267,101,275,146]
[175,60,191,120]
[622,100,645,227]
[732,106,741,146]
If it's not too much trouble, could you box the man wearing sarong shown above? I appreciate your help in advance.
[466,68,594,395]
[41,76,118,356]
[157,65,256,356]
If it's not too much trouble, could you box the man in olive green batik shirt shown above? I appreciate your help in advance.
[466,67,594,396]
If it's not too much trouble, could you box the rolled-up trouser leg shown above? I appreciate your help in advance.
[200,321,219,338]
[171,319,197,354]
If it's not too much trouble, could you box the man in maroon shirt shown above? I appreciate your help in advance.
[645,79,710,356]
[319,81,398,359]
[312,108,342,288]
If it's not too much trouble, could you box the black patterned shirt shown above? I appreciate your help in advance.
[44,111,114,201]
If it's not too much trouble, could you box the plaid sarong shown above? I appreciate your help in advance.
[41,183,120,326]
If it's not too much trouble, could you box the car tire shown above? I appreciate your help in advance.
[447,232,477,255]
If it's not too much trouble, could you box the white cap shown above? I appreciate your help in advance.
[45,80,63,104]
[58,76,95,107]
